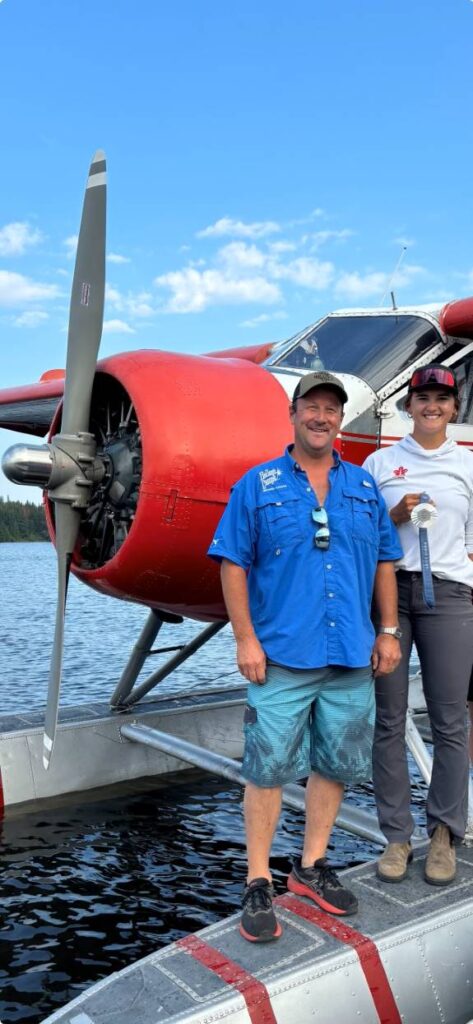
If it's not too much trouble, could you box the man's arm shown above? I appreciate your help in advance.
[220,559,266,684]
[371,561,402,677]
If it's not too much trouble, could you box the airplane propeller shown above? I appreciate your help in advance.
[42,150,106,768]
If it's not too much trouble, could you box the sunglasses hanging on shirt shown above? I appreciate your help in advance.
[312,507,330,550]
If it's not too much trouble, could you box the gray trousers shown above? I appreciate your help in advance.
[373,571,473,842]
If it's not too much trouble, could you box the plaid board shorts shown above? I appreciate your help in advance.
[241,662,374,788]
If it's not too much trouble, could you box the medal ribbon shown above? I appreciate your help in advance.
[417,492,435,609]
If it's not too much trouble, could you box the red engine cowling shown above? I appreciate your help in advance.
[45,350,291,620]
[439,297,473,340]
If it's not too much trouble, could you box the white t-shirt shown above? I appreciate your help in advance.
[363,435,473,587]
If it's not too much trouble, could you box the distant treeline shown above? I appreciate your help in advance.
[0,498,49,542]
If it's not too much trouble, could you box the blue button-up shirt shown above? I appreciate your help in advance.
[208,447,402,669]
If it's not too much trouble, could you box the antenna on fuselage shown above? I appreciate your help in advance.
[380,245,407,307]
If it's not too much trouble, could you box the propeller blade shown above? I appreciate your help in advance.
[42,503,81,770]
[43,150,107,770]
[61,150,107,436]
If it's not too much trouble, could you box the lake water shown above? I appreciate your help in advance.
[0,543,426,1024]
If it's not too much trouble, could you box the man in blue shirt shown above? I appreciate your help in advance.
[208,371,402,942]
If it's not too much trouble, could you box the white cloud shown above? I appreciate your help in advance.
[154,238,338,313]
[106,285,154,318]
[106,285,121,305]
[197,217,281,240]
[154,267,281,313]
[107,252,130,264]
[217,243,334,290]
[103,319,135,334]
[288,208,326,227]
[274,256,335,290]
[241,311,289,328]
[308,229,353,249]
[13,310,49,328]
[335,270,387,300]
[0,271,60,307]
[0,221,42,256]
[393,264,425,286]
[63,234,78,259]
[218,242,268,273]
[126,294,154,317]
[393,236,415,248]
[334,263,425,300]
[268,241,297,254]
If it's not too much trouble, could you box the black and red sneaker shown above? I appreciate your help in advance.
[287,857,358,916]
[240,877,282,942]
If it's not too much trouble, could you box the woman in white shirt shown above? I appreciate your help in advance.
[363,364,473,887]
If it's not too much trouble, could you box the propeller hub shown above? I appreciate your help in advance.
[2,442,52,487]
[48,431,104,508]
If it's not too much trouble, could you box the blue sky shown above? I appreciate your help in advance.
[1,0,473,501]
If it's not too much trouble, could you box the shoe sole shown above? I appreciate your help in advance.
[287,873,357,916]
[424,871,456,887]
[239,921,283,942]
[376,867,408,882]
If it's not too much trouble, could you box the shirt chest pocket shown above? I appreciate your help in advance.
[257,496,303,549]
[343,487,378,546]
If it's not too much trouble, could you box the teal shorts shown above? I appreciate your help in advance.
[241,663,374,788]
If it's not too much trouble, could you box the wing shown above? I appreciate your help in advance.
[0,374,65,436]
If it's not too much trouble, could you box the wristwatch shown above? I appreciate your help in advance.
[378,626,402,640]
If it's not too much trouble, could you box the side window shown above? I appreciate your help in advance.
[277,332,325,371]
[454,355,473,424]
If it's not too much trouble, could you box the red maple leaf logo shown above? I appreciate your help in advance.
[393,466,408,477]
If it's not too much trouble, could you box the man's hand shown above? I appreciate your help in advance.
[236,636,267,684]
[371,634,401,677]
[390,493,424,525]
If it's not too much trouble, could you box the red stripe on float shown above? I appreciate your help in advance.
[178,933,277,1024]
[276,893,401,1024]
[0,768,4,817]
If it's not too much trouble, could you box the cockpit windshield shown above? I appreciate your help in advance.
[267,314,441,392]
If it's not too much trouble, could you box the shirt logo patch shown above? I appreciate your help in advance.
[259,468,284,491]
[362,479,373,488]
[393,466,408,477]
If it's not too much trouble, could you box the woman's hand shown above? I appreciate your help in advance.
[390,493,423,525]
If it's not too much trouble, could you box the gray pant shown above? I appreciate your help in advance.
[373,572,473,842]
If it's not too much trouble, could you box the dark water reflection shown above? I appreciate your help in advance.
[0,544,428,1023]
[0,773,392,1024]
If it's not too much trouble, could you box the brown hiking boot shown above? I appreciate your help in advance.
[377,842,413,882]
[424,824,456,886]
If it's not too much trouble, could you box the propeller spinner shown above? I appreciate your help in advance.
[3,151,107,768]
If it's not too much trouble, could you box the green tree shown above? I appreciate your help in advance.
[0,497,49,542]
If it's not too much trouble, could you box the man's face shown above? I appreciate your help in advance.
[290,387,344,458]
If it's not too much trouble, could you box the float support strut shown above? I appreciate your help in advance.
[121,722,388,846]
[113,617,226,710]
[111,609,165,708]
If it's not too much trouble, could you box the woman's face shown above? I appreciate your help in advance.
[406,387,457,439]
